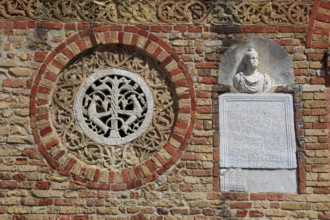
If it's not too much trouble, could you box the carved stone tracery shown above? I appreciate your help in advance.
[0,0,312,25]
[212,0,312,25]
[74,69,153,146]
[51,45,177,169]
[158,0,209,23]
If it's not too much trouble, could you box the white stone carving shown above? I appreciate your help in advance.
[218,38,294,89]
[233,48,271,93]
[219,93,297,169]
[74,68,153,146]
[221,169,297,193]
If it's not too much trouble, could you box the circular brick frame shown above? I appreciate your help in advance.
[30,26,196,190]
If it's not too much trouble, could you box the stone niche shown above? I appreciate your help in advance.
[218,38,297,193]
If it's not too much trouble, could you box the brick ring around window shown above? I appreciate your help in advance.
[30,26,196,190]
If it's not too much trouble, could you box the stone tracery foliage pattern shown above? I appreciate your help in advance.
[79,72,150,142]
[51,45,177,169]
[212,0,312,25]
[158,0,209,23]
[0,0,312,25]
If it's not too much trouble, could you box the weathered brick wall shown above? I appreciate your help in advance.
[0,1,329,220]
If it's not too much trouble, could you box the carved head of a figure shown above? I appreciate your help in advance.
[243,48,259,69]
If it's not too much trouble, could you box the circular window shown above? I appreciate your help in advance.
[74,69,154,146]
[51,45,177,169]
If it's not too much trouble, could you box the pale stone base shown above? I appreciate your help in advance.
[220,169,297,193]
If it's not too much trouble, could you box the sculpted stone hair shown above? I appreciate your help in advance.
[244,48,258,63]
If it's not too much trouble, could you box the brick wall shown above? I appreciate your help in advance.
[0,1,329,219]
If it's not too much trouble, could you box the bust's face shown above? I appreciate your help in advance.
[245,52,259,69]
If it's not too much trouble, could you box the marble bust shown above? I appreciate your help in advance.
[233,48,271,93]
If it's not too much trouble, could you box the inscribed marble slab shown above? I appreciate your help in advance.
[220,93,297,169]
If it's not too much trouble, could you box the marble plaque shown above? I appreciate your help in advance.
[221,169,297,193]
[220,93,297,169]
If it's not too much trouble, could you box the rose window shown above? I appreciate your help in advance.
[51,45,177,169]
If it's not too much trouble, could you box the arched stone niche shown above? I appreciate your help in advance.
[218,38,300,193]
[218,37,294,92]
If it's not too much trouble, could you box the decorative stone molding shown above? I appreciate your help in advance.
[158,0,209,23]
[0,0,312,25]
[30,27,196,190]
[212,0,312,25]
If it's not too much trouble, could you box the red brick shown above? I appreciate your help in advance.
[62,47,75,59]
[127,180,143,189]
[38,198,53,206]
[77,23,90,29]
[15,158,27,165]
[150,25,172,32]
[236,210,248,217]
[316,14,330,23]
[0,181,17,189]
[37,22,63,29]
[231,202,252,209]
[94,25,109,32]
[221,193,249,201]
[54,150,65,161]
[250,193,267,200]
[44,71,57,82]
[35,181,51,190]
[136,24,149,30]
[275,39,292,46]
[131,34,138,46]
[122,169,129,183]
[313,28,329,35]
[92,169,100,182]
[133,165,144,179]
[13,173,27,181]
[278,26,295,32]
[267,193,284,201]
[123,26,139,33]
[242,26,277,33]
[307,54,325,61]
[110,183,127,191]
[306,143,328,150]
[55,199,74,206]
[310,77,325,84]
[108,171,115,183]
[64,23,76,30]
[3,78,25,88]
[145,160,156,172]
[249,210,264,217]
[13,21,27,29]
[109,25,123,31]
[39,126,52,137]
[320,1,330,9]
[188,26,203,32]
[198,77,218,84]
[195,62,218,69]
[34,51,48,62]
[312,41,328,48]
[313,188,330,194]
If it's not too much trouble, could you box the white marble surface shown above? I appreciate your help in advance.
[221,169,297,193]
[220,93,297,169]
